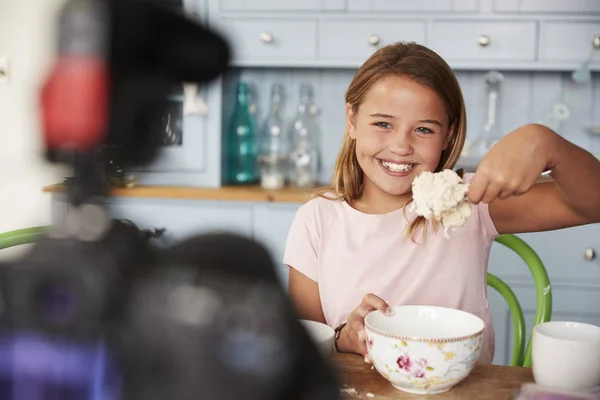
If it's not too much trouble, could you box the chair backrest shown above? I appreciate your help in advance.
[0,226,46,251]
[487,234,552,367]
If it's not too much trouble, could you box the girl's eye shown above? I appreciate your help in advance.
[374,121,391,129]
[416,127,434,134]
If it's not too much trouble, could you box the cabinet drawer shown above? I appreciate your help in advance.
[540,22,600,62]
[489,224,600,285]
[321,19,426,62]
[219,0,345,11]
[430,20,537,61]
[493,0,600,14]
[348,0,478,12]
[215,18,317,64]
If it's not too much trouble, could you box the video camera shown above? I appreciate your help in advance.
[0,1,340,399]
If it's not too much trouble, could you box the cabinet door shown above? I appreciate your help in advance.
[108,198,253,244]
[489,281,600,366]
[252,204,300,286]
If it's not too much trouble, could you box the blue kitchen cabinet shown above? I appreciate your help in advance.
[487,225,600,365]
[252,203,300,286]
[106,197,254,244]
[488,278,600,365]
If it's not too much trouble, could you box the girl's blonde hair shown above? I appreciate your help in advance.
[312,42,467,241]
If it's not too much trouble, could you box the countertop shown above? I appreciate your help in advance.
[42,175,554,204]
[42,183,314,203]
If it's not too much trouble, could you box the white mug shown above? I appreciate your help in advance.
[532,321,600,390]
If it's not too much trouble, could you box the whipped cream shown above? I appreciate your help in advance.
[409,169,472,238]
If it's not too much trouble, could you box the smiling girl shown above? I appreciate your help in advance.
[283,42,600,364]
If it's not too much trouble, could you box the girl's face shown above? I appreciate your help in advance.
[347,75,453,199]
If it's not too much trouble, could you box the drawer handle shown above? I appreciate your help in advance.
[143,227,167,239]
[259,32,274,44]
[478,35,490,47]
[367,35,380,46]
[584,248,596,261]
[593,35,600,50]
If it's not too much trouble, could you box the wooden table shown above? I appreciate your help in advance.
[332,353,533,400]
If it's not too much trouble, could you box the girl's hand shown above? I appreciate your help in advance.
[337,293,393,356]
[468,124,558,205]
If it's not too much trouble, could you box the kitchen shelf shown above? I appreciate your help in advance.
[42,183,313,203]
[43,174,554,204]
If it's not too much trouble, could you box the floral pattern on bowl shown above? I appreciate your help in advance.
[366,329,483,394]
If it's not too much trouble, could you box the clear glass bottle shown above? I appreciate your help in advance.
[288,84,320,188]
[224,82,259,185]
[474,71,504,158]
[258,84,288,190]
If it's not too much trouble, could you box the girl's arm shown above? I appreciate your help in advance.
[468,123,600,234]
[288,266,326,323]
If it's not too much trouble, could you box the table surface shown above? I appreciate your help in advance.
[332,353,534,399]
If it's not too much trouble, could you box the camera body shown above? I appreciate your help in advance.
[0,215,338,400]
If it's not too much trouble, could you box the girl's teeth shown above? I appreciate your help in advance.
[381,160,414,172]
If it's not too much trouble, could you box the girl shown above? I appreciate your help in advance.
[283,42,600,364]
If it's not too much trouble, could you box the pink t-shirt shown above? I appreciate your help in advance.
[283,173,499,364]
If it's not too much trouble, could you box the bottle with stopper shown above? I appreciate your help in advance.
[223,81,259,185]
[288,83,320,188]
[258,84,288,190]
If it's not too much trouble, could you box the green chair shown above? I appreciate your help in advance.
[0,226,46,250]
[487,234,552,368]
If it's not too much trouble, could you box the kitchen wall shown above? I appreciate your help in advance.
[224,68,600,184]
[0,0,67,258]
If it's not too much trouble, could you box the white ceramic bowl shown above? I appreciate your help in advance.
[364,305,485,395]
[300,319,335,356]
[532,321,600,390]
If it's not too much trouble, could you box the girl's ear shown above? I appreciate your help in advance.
[442,121,456,151]
[346,103,358,139]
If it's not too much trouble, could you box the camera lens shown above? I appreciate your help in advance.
[35,280,78,324]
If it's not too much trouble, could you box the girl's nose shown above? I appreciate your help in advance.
[388,130,413,156]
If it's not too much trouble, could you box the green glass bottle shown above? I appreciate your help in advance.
[225,82,259,185]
